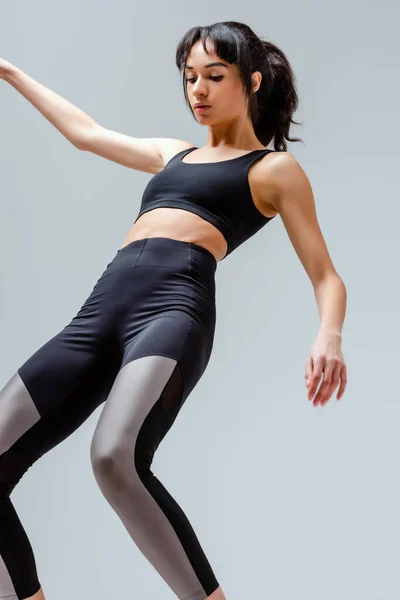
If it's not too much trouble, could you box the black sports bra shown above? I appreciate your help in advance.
[134,146,277,259]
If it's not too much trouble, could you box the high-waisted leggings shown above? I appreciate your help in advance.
[0,237,220,600]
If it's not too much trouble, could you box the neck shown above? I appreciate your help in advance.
[205,117,263,150]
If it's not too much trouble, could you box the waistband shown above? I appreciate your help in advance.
[114,237,217,275]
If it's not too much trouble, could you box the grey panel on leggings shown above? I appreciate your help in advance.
[90,355,207,600]
[0,554,17,599]
[0,372,41,456]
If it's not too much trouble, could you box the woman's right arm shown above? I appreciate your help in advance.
[1,59,101,148]
[0,58,193,174]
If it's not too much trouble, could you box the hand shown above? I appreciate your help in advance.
[305,330,347,407]
[0,58,16,80]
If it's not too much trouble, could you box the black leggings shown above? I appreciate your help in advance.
[0,237,219,600]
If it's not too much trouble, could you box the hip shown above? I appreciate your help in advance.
[72,237,217,333]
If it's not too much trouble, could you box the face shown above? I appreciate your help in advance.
[184,39,260,124]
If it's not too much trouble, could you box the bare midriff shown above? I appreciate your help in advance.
[121,208,229,262]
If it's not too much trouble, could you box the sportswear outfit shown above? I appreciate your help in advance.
[0,146,275,599]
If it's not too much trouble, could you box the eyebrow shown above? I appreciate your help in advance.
[184,62,228,70]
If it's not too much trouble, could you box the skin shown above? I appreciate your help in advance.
[1,38,347,600]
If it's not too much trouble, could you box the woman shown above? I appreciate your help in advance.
[0,21,347,600]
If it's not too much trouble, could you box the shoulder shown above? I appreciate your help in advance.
[157,139,196,170]
[260,150,305,182]
[256,151,311,213]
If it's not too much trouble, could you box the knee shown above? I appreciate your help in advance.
[0,451,31,500]
[90,440,131,495]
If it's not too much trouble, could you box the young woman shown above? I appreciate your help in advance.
[0,21,347,600]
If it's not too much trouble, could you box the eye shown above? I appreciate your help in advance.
[185,76,224,84]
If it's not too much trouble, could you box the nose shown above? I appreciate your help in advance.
[192,77,208,98]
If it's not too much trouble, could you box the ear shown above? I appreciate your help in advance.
[252,70,262,93]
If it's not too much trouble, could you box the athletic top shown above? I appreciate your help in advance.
[134,146,277,259]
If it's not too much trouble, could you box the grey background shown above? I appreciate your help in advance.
[1,1,399,598]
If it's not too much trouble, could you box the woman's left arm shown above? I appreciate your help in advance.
[262,152,347,407]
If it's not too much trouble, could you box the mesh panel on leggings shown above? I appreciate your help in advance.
[134,362,184,476]
[160,363,184,435]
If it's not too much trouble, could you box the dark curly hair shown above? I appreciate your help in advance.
[175,21,303,151]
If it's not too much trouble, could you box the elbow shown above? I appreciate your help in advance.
[71,135,87,151]
[314,270,346,291]
[69,127,97,151]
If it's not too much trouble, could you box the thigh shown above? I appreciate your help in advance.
[0,251,127,484]
[0,325,121,464]
[122,309,215,407]
[92,309,215,471]
[0,355,121,498]
[18,320,109,417]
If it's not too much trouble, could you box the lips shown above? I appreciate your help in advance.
[194,105,211,112]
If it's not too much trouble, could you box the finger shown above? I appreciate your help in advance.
[320,363,341,406]
[337,364,348,400]
[305,355,313,387]
[313,359,334,406]
[308,355,325,400]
